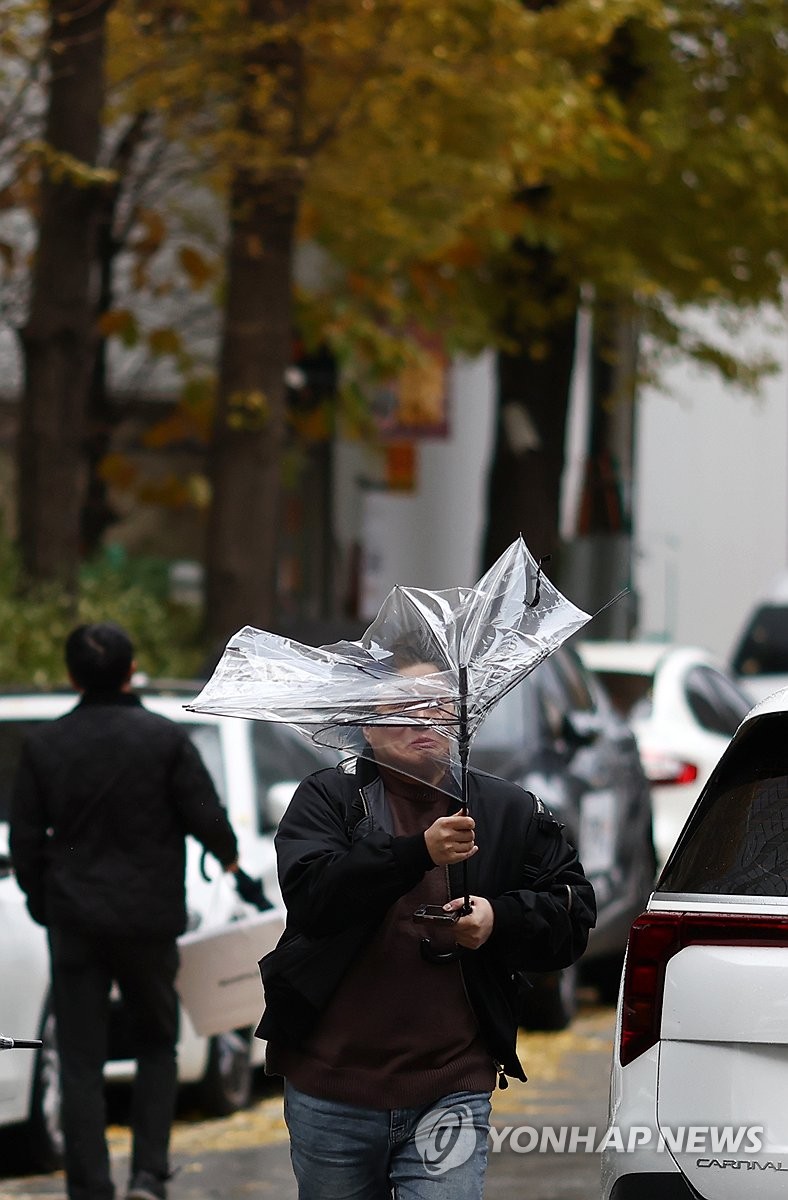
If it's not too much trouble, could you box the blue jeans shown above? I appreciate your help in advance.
[283,1082,491,1199]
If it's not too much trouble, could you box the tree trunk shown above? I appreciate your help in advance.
[482,250,578,570]
[17,0,113,586]
[577,305,637,539]
[83,113,149,556]
[569,300,640,635]
[205,2,307,647]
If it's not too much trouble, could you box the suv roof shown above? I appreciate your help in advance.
[0,690,212,722]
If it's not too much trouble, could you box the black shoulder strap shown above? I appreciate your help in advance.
[521,791,565,886]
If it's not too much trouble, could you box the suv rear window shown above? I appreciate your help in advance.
[658,712,788,897]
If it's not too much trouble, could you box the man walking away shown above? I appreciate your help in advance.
[10,623,240,1200]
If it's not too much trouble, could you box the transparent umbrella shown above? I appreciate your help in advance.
[187,537,592,906]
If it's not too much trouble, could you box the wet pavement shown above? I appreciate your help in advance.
[1,1000,614,1200]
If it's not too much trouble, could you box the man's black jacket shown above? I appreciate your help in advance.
[257,760,596,1085]
[10,692,238,939]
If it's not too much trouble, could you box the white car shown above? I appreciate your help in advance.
[577,642,751,870]
[602,686,788,1200]
[0,687,334,1171]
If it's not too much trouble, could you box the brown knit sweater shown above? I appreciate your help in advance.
[267,776,496,1108]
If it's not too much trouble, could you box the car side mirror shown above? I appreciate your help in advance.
[562,711,602,746]
[266,781,300,828]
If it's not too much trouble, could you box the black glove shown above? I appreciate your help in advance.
[233,867,274,912]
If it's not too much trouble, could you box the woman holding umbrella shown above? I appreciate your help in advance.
[257,644,596,1200]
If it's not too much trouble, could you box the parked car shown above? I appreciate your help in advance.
[470,644,655,1029]
[577,641,752,870]
[0,685,336,1171]
[601,685,788,1200]
[730,570,788,702]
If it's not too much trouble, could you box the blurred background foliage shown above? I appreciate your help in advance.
[0,533,204,685]
[1,0,786,658]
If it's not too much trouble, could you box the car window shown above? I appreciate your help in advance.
[472,664,547,751]
[251,722,335,831]
[472,682,525,751]
[0,721,41,823]
[684,666,751,738]
[732,605,788,676]
[535,656,577,739]
[186,725,226,803]
[551,649,595,713]
[658,712,788,896]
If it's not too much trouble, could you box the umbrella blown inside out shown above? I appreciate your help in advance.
[187,537,592,796]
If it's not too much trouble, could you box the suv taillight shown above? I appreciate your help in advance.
[620,910,788,1067]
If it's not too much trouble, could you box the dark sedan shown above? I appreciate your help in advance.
[470,644,655,1028]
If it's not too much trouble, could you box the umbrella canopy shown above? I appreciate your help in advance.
[187,537,592,796]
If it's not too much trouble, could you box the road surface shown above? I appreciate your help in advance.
[1,997,614,1200]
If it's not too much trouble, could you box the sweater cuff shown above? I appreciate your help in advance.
[488,892,541,948]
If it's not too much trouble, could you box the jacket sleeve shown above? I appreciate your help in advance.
[168,735,238,868]
[486,806,596,972]
[275,771,435,936]
[9,740,49,926]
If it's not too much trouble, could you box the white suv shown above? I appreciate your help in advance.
[0,687,334,1171]
[602,687,788,1200]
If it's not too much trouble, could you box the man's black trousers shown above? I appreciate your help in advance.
[48,926,180,1200]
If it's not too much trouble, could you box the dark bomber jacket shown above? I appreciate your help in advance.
[10,692,238,938]
[258,759,596,1085]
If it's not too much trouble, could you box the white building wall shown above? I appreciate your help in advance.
[633,307,788,659]
[334,305,787,661]
[335,353,497,619]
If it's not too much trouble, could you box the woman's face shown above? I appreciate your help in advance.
[362,662,450,785]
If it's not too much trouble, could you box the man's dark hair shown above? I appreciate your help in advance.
[65,623,134,692]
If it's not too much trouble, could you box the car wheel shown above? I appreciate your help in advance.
[22,1005,64,1173]
[197,1028,253,1116]
[521,964,578,1031]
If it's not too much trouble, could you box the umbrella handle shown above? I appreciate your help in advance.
[420,938,459,965]
[458,662,472,913]
[460,863,472,916]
